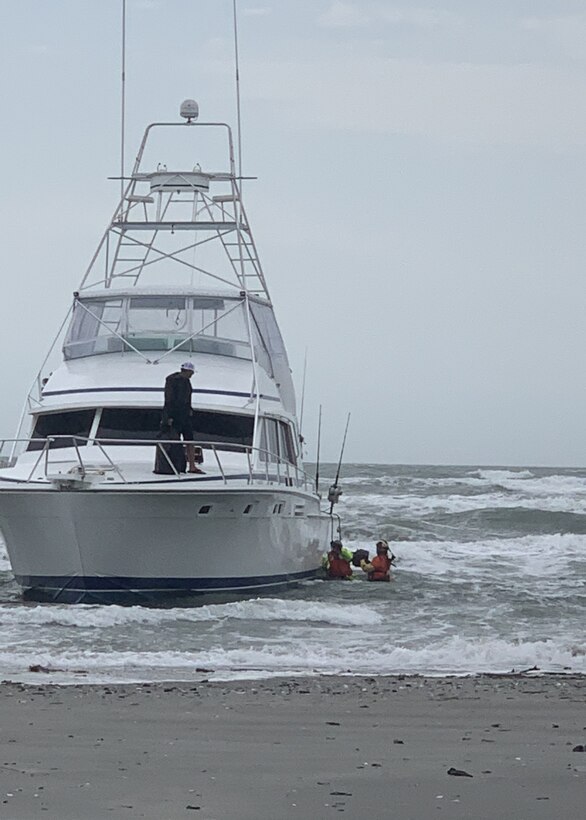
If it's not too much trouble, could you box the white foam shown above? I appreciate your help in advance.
[340,487,586,516]
[2,633,584,685]
[390,533,586,580]
[337,468,586,519]
[496,473,586,496]
[472,469,535,481]
[0,530,11,572]
[0,598,384,630]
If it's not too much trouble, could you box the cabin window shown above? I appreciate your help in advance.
[259,418,280,463]
[259,418,296,465]
[266,419,280,462]
[126,296,187,350]
[97,408,162,442]
[189,297,251,359]
[198,505,211,515]
[250,314,273,377]
[94,408,253,449]
[194,411,253,448]
[278,421,297,465]
[63,299,124,359]
[63,295,258,361]
[28,410,95,450]
[249,301,296,414]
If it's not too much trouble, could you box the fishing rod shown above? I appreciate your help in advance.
[298,348,308,438]
[328,412,351,515]
[315,404,322,495]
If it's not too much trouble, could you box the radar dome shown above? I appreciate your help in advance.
[180,99,199,121]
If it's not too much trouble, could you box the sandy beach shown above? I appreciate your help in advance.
[0,674,584,819]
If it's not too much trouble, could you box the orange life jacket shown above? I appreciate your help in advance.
[367,553,391,582]
[327,551,352,579]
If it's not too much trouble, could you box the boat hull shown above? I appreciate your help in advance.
[0,487,329,603]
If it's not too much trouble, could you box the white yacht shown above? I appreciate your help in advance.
[0,102,336,603]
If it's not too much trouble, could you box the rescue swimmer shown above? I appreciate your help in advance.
[322,540,353,580]
[360,539,395,582]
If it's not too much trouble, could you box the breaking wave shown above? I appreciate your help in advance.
[2,633,585,685]
[1,463,586,683]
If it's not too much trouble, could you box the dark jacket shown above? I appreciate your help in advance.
[164,372,192,422]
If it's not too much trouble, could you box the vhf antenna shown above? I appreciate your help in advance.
[120,0,127,202]
[232,0,243,181]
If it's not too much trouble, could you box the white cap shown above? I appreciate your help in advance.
[180,361,195,372]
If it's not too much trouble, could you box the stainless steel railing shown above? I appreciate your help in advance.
[0,436,317,492]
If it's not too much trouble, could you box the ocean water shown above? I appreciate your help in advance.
[0,463,585,685]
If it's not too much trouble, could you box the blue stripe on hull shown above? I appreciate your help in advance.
[41,386,280,402]
[15,569,320,604]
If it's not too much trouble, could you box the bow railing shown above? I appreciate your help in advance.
[0,436,316,492]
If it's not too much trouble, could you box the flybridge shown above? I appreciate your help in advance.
[79,103,270,298]
[119,170,237,230]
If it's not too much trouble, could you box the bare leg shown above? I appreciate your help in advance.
[186,443,204,473]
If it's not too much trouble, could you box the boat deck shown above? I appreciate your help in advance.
[0,442,314,492]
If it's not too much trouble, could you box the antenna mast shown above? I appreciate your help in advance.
[120,0,127,201]
[232,0,243,180]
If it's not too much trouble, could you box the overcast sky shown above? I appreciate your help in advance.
[1,0,586,466]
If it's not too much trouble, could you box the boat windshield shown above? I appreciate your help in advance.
[63,295,253,360]
[62,294,295,413]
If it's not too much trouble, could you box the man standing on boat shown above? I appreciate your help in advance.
[163,362,203,474]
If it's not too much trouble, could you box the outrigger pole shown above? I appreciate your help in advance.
[328,412,351,515]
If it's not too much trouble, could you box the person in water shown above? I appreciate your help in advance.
[360,539,394,582]
[322,540,353,579]
[163,362,204,474]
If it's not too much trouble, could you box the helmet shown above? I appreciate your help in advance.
[376,539,389,550]
[330,540,343,549]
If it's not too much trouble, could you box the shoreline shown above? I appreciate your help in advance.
[3,667,585,688]
[1,674,585,819]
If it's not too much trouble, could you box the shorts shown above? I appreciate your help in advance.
[164,412,193,441]
[174,418,194,441]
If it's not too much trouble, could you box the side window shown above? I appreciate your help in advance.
[267,419,279,462]
[259,418,279,462]
[278,421,297,465]
[63,299,124,359]
[259,421,268,461]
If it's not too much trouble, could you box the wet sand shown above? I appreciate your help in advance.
[0,674,585,819]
